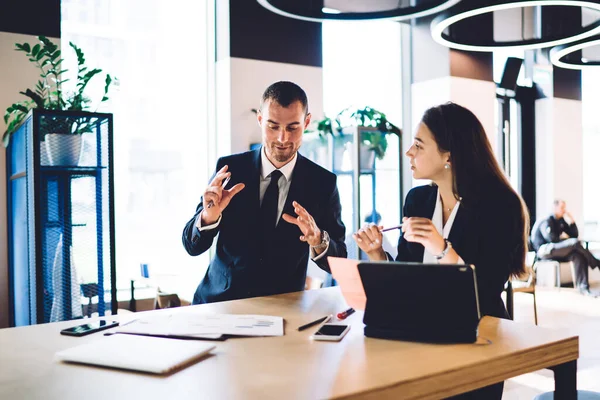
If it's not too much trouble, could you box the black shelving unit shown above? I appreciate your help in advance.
[6,109,116,326]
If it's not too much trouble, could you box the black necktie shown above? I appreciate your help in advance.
[260,170,283,234]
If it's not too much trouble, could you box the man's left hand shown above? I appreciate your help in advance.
[282,201,322,246]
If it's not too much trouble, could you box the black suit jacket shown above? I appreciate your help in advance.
[182,149,347,304]
[395,185,525,319]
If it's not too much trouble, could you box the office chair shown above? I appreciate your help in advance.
[505,251,538,325]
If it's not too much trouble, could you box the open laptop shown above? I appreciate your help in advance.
[358,262,481,343]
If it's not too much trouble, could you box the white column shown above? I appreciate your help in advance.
[535,98,583,222]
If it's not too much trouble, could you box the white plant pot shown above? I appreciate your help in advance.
[45,133,84,166]
[360,145,376,170]
[40,141,50,165]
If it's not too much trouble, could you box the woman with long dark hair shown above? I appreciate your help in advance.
[354,102,529,399]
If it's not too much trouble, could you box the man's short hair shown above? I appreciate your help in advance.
[260,81,309,115]
[554,199,565,207]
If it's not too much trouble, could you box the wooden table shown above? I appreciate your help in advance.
[0,287,578,399]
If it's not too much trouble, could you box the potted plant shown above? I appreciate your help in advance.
[3,36,115,166]
[315,106,401,171]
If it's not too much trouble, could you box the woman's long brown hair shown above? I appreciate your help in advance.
[421,102,529,277]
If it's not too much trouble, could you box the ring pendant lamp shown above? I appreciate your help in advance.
[551,35,600,69]
[256,0,461,22]
[431,1,600,52]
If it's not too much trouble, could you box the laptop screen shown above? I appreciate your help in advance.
[358,262,480,339]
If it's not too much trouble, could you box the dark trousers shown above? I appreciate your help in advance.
[539,238,600,290]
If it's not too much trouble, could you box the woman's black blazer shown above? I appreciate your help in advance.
[396,184,525,319]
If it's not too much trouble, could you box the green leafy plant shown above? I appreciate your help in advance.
[2,35,115,147]
[314,106,401,160]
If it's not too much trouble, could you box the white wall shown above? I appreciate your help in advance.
[411,76,496,147]
[411,76,497,187]
[450,77,497,153]
[0,32,55,328]
[224,57,324,155]
[535,97,584,223]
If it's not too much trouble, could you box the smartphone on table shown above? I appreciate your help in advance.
[60,320,119,337]
[311,324,350,341]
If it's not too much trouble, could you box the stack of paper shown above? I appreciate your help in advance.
[115,314,284,339]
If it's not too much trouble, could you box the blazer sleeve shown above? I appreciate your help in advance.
[394,199,412,262]
[546,218,563,243]
[181,160,223,256]
[393,188,423,262]
[565,221,579,238]
[313,175,347,273]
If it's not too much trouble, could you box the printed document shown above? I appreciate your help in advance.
[116,314,284,337]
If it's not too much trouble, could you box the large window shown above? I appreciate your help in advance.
[322,20,402,258]
[493,50,526,192]
[62,0,215,298]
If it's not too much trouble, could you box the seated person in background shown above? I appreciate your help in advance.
[531,199,600,296]
[353,102,529,400]
[345,211,395,260]
[182,81,346,304]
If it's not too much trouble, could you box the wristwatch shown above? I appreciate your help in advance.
[434,239,452,260]
[312,230,330,251]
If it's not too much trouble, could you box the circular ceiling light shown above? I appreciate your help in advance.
[431,1,600,52]
[551,35,600,69]
[256,0,461,23]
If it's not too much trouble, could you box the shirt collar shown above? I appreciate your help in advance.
[260,146,297,181]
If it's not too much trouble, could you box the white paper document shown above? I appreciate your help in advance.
[116,314,284,338]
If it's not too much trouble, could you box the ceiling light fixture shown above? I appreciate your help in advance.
[551,35,600,69]
[431,1,600,52]
[256,0,461,22]
[321,7,341,15]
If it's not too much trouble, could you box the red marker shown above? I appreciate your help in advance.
[337,307,355,320]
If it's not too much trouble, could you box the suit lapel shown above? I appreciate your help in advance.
[411,187,438,261]
[279,154,306,229]
[246,149,262,225]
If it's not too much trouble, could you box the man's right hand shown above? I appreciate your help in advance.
[201,165,245,225]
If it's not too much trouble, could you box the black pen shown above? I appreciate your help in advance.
[381,224,402,232]
[298,314,332,331]
[207,176,231,209]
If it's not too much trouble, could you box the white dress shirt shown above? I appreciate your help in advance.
[259,147,296,225]
[422,188,463,264]
[197,147,328,260]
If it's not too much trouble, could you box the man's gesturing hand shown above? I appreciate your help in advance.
[282,201,322,247]
[201,165,245,225]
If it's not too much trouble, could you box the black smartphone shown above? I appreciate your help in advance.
[60,320,119,337]
[311,324,351,341]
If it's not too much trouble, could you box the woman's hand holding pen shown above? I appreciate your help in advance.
[401,217,445,256]
[201,165,245,224]
[353,224,387,261]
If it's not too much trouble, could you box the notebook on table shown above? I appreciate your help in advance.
[358,262,481,343]
[55,334,216,374]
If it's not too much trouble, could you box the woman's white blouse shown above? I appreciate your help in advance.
[422,188,462,264]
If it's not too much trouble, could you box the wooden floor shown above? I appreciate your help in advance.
[503,285,600,399]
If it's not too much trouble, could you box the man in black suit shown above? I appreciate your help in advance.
[182,81,346,304]
[531,200,600,296]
